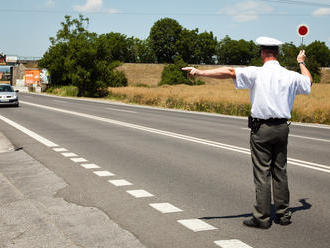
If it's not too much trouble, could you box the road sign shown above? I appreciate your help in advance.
[298,24,309,37]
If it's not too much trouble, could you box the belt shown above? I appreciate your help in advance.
[253,117,288,124]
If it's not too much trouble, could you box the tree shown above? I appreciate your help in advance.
[306,41,330,67]
[176,28,199,64]
[278,42,300,70]
[195,31,218,64]
[39,15,127,97]
[129,38,157,63]
[149,18,183,63]
[217,36,258,65]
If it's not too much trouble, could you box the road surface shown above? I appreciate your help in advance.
[0,93,329,248]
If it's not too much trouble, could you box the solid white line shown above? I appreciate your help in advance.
[19,101,330,174]
[106,107,137,114]
[215,239,254,248]
[81,164,100,169]
[0,114,58,147]
[53,147,68,152]
[108,179,133,187]
[149,203,183,213]
[177,219,217,232]
[126,190,154,198]
[61,152,78,157]
[289,134,330,143]
[288,158,330,170]
[93,171,115,177]
[71,157,88,163]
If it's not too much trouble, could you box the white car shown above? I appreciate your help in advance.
[0,84,19,107]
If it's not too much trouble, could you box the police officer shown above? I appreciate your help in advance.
[182,36,312,229]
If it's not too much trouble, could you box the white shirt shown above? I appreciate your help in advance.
[234,60,311,119]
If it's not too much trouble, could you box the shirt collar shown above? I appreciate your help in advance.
[263,60,280,67]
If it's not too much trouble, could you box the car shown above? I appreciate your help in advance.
[0,84,19,107]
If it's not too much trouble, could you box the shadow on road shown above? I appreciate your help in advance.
[199,198,312,220]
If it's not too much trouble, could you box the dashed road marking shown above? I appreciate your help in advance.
[93,171,115,177]
[80,164,100,169]
[177,219,218,232]
[126,190,154,198]
[214,239,254,248]
[53,147,68,152]
[149,203,183,213]
[71,157,88,163]
[108,179,133,187]
[61,152,78,157]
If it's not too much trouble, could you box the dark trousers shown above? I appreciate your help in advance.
[250,122,291,224]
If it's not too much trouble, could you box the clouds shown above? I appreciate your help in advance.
[218,0,274,22]
[46,0,55,8]
[73,0,119,14]
[312,8,330,16]
[74,0,102,12]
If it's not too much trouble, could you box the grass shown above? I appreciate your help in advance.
[46,85,79,97]
[108,82,330,124]
[116,63,330,86]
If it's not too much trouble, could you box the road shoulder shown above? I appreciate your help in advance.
[0,133,146,248]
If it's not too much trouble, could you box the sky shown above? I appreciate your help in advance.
[1,0,329,57]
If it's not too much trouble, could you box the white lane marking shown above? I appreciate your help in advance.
[19,101,330,174]
[61,152,78,157]
[25,93,330,129]
[215,239,254,248]
[149,203,183,213]
[108,179,133,187]
[289,134,330,143]
[53,147,68,152]
[177,219,217,232]
[93,171,115,177]
[106,107,137,114]
[126,190,154,198]
[81,164,100,169]
[241,128,330,143]
[71,157,88,163]
[0,114,58,147]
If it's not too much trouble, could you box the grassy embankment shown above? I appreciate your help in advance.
[109,64,330,124]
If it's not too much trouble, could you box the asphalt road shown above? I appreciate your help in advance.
[0,93,329,248]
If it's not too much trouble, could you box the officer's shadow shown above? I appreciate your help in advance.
[199,198,312,220]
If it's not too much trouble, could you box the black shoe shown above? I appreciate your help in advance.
[274,215,292,226]
[243,218,271,229]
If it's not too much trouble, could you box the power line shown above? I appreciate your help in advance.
[260,0,330,7]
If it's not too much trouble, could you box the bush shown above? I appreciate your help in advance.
[159,57,205,86]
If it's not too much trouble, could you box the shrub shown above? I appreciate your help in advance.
[159,57,205,86]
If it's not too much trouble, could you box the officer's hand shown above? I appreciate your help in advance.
[182,67,201,76]
[297,50,306,63]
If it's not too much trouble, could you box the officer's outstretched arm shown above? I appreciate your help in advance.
[182,67,236,79]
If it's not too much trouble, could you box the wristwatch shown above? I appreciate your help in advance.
[298,62,306,66]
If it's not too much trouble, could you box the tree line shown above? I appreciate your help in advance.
[39,15,330,97]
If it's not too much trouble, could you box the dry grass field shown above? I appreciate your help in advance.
[110,64,330,124]
[116,63,330,86]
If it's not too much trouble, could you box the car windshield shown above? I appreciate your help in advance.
[0,85,14,92]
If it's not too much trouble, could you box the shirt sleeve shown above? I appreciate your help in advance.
[234,66,258,89]
[294,73,311,95]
